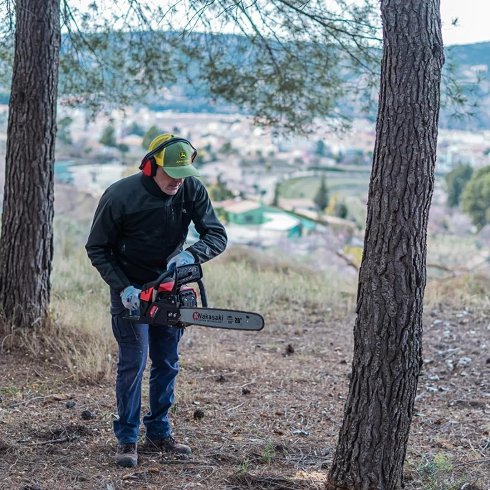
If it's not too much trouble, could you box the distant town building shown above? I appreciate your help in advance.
[215,199,311,246]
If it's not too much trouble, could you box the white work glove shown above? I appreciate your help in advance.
[167,250,195,271]
[120,285,141,311]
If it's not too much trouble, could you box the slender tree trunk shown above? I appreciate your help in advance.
[0,0,60,327]
[327,1,444,488]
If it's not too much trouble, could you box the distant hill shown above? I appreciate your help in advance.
[1,34,489,130]
[146,39,490,131]
[448,42,490,68]
[439,42,490,130]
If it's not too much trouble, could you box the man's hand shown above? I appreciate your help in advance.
[120,286,141,311]
[167,250,195,271]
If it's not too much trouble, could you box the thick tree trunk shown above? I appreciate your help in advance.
[327,1,444,489]
[0,0,60,327]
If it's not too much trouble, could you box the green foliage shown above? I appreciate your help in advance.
[445,164,473,207]
[56,3,184,113]
[99,123,117,147]
[315,140,326,156]
[261,440,275,464]
[194,1,381,132]
[0,22,13,89]
[0,386,20,396]
[461,165,490,229]
[272,182,281,207]
[239,458,251,475]
[209,176,234,202]
[118,143,129,154]
[5,1,382,133]
[334,200,349,219]
[408,453,472,490]
[420,453,452,481]
[125,121,145,137]
[440,45,482,128]
[314,175,329,211]
[1,2,484,132]
[57,116,73,145]
[220,141,234,154]
[142,125,162,150]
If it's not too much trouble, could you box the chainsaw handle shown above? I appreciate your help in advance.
[197,279,208,307]
[142,269,175,292]
[141,265,206,303]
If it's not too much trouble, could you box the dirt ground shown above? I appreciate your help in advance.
[0,304,489,490]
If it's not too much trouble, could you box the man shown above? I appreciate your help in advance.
[86,133,227,467]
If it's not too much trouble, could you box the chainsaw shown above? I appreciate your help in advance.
[125,264,264,331]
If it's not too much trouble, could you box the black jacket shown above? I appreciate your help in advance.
[85,173,227,292]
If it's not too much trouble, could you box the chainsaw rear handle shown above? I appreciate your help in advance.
[143,269,173,291]
[141,264,208,307]
[197,279,207,307]
[142,264,201,290]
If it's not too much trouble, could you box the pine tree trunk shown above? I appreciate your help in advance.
[0,0,60,327]
[327,1,444,488]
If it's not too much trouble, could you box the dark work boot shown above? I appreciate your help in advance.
[144,436,192,456]
[115,442,138,467]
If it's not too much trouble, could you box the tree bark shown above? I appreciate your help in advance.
[0,0,60,327]
[327,1,444,489]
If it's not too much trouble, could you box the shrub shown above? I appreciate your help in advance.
[461,165,490,229]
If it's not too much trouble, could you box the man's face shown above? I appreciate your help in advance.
[154,167,184,195]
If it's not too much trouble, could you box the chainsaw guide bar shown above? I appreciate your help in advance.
[124,264,264,332]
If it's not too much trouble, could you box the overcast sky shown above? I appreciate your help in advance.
[73,1,490,47]
[441,0,490,45]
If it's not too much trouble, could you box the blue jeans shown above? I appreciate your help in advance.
[110,289,183,444]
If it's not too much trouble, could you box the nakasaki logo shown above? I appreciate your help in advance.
[192,311,223,323]
[179,151,187,159]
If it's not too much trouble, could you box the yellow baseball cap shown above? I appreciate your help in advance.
[148,133,200,179]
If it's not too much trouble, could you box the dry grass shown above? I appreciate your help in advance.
[6,248,115,382]
[0,243,354,382]
[425,271,490,310]
[3,235,488,384]
[0,243,113,381]
[428,233,488,272]
[204,247,356,332]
